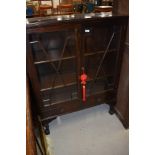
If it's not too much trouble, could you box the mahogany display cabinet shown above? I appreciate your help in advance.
[26,13,128,134]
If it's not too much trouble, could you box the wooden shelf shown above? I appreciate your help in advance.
[38,64,114,90]
[39,71,77,91]
[34,55,76,64]
[33,47,76,64]
[86,78,114,96]
[31,35,77,64]
[86,67,114,80]
[84,49,116,57]
[33,48,115,65]
[41,84,78,106]
[41,78,114,107]
[37,57,114,91]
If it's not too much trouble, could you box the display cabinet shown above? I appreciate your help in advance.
[27,13,128,134]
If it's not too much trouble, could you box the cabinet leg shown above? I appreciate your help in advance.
[42,117,57,135]
[43,124,50,135]
[109,104,115,115]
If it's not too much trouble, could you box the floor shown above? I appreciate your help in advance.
[46,104,129,155]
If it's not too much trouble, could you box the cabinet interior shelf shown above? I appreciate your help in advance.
[41,86,114,107]
[39,69,114,92]
[39,71,77,91]
[33,49,117,65]
[34,55,76,64]
[84,48,116,57]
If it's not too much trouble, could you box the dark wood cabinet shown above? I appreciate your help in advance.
[27,14,128,134]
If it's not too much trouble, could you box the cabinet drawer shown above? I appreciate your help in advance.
[40,106,65,119]
[40,99,80,119]
[40,89,115,119]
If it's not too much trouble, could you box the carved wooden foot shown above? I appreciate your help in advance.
[43,124,50,135]
[42,117,57,135]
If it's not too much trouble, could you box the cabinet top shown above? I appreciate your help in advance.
[26,12,128,29]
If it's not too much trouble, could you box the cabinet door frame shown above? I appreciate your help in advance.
[27,24,82,117]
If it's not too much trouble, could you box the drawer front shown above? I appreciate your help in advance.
[40,99,80,119]
[40,89,116,119]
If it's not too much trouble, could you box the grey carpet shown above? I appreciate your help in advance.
[47,104,129,155]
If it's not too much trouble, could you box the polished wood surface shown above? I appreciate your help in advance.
[113,0,129,128]
[116,43,129,128]
[26,77,37,155]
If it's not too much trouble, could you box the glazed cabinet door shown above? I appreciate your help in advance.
[27,27,81,118]
[80,22,126,104]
